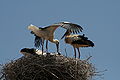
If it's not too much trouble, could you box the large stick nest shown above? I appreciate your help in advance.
[1,54,95,80]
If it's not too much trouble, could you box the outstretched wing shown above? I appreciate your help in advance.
[54,22,83,39]
[29,24,60,48]
[40,24,60,34]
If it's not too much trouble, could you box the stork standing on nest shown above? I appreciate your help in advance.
[61,30,94,59]
[28,22,83,54]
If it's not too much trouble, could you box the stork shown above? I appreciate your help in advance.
[20,48,46,57]
[28,22,83,54]
[61,30,94,59]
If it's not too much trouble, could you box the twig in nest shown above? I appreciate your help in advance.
[86,56,92,61]
[94,69,107,76]
[2,54,96,80]
[44,68,59,79]
[0,74,4,80]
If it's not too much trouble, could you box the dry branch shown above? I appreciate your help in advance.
[1,53,96,80]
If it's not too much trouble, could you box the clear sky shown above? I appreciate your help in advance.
[0,0,120,80]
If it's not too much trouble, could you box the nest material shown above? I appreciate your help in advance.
[1,54,95,80]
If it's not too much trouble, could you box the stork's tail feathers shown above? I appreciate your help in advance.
[34,36,42,48]
[86,40,94,47]
[72,39,94,47]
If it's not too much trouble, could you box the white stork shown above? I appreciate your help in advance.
[61,31,94,59]
[28,22,83,54]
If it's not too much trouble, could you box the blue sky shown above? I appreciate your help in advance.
[0,0,120,80]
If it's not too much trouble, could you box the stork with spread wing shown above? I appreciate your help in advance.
[28,22,83,54]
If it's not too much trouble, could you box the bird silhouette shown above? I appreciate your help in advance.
[28,22,83,54]
[62,31,94,59]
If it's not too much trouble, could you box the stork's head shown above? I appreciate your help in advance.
[53,39,59,44]
[28,24,39,32]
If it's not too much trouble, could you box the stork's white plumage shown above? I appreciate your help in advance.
[28,22,83,54]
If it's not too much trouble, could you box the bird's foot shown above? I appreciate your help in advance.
[46,52,50,54]
[57,52,61,55]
